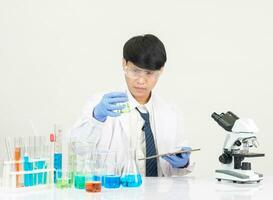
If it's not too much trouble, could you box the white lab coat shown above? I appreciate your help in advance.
[69,88,194,177]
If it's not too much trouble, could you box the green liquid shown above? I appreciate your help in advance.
[115,102,130,113]
[56,178,73,189]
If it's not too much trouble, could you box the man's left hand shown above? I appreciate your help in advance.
[162,147,191,168]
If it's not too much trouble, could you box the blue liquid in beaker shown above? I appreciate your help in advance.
[104,175,121,188]
[101,175,105,186]
[91,175,101,182]
[121,174,142,187]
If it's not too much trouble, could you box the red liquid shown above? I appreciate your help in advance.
[85,181,102,192]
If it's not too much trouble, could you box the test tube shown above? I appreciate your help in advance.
[3,138,12,187]
[4,137,12,161]
[36,136,44,185]
[0,159,3,187]
[23,136,30,187]
[41,136,48,185]
[29,136,34,186]
[14,137,22,187]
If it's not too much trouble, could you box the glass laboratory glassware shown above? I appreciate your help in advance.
[14,137,22,187]
[34,136,46,185]
[103,150,121,189]
[73,141,96,189]
[85,150,107,192]
[28,140,35,187]
[114,102,130,114]
[94,151,107,184]
[55,169,73,189]
[121,148,142,187]
[0,159,3,187]
[54,128,63,183]
[85,158,101,192]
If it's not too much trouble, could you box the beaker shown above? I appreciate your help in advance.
[84,150,108,192]
[55,169,73,189]
[85,160,101,193]
[115,102,131,114]
[121,148,142,187]
[72,141,96,189]
[102,150,121,189]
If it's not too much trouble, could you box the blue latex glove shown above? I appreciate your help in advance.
[93,92,128,122]
[162,147,191,168]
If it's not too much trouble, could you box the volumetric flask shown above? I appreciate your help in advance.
[121,148,142,187]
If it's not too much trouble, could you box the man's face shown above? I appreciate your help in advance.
[122,59,163,102]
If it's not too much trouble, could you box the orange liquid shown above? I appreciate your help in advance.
[14,148,21,187]
[85,181,102,192]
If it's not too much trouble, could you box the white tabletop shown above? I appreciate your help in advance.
[0,176,272,200]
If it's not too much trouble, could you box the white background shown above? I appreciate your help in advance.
[0,0,272,177]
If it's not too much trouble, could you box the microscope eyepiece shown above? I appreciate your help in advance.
[211,112,220,120]
[211,111,239,132]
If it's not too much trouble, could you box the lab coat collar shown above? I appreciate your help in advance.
[125,87,155,113]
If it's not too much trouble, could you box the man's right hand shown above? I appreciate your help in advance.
[93,92,128,122]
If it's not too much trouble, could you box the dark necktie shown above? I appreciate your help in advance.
[136,108,158,177]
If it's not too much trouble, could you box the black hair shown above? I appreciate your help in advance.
[123,34,167,70]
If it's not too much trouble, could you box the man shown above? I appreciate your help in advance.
[70,34,194,177]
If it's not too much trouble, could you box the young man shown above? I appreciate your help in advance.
[70,34,194,177]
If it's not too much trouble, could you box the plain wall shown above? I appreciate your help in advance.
[0,0,272,177]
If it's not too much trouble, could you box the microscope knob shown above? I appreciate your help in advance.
[241,162,251,170]
[234,140,241,146]
[219,153,232,164]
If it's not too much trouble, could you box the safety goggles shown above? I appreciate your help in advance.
[124,65,161,80]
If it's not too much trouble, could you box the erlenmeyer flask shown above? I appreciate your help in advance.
[121,148,142,187]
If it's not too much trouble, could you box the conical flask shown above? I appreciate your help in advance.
[121,148,142,187]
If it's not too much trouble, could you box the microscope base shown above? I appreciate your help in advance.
[215,169,263,184]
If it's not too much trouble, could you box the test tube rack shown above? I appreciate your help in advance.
[1,158,54,192]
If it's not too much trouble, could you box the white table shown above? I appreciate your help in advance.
[0,176,272,200]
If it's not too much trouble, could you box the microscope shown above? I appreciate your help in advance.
[211,111,264,183]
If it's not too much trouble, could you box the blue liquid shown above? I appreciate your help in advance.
[90,175,101,182]
[43,168,47,184]
[33,164,37,185]
[101,175,105,186]
[74,175,86,189]
[23,156,30,187]
[121,174,142,187]
[104,175,121,188]
[28,162,34,186]
[54,153,62,183]
[35,160,46,184]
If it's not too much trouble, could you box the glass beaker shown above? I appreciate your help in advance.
[102,150,121,189]
[114,102,131,114]
[74,157,87,189]
[55,169,73,189]
[84,150,109,192]
[121,148,142,187]
[72,141,96,189]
